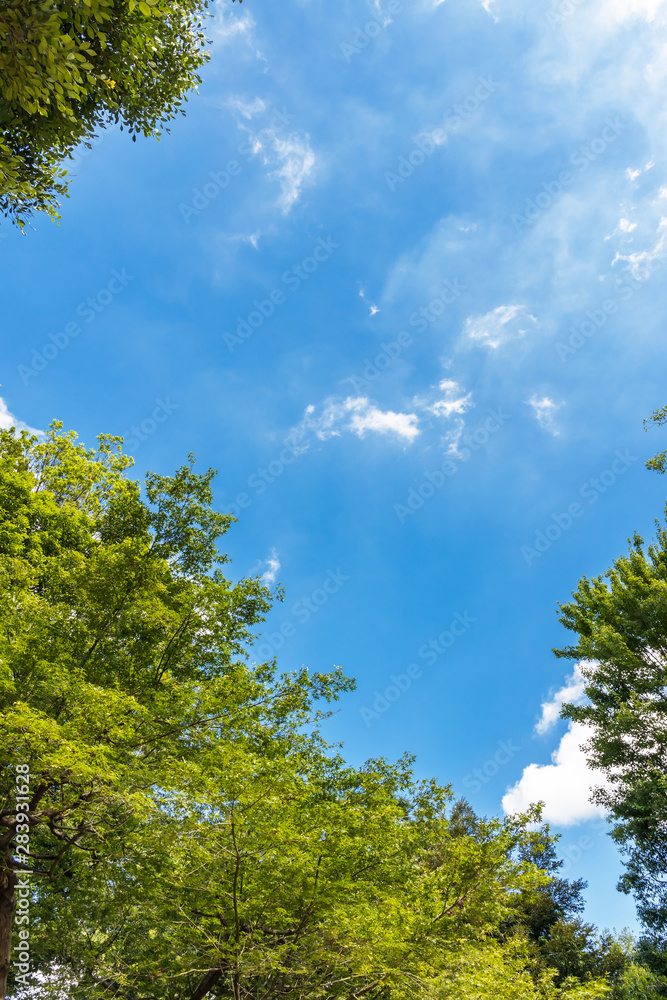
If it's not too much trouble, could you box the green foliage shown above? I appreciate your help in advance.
[0,422,612,1000]
[536,920,628,988]
[0,422,281,995]
[503,831,587,943]
[0,0,240,227]
[556,520,667,939]
[645,405,667,475]
[613,960,667,1000]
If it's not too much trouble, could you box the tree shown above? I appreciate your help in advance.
[556,408,667,948]
[537,920,627,989]
[0,422,282,996]
[0,422,611,1000]
[507,831,587,943]
[0,0,240,228]
[645,404,667,475]
[557,526,667,940]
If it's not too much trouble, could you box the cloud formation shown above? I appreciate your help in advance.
[270,135,316,214]
[527,394,562,436]
[427,379,473,418]
[535,662,588,735]
[503,663,607,826]
[464,304,537,349]
[291,396,420,451]
[0,398,41,436]
[260,548,281,586]
[502,721,607,826]
[210,2,255,45]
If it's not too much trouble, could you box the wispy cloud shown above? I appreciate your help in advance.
[527,394,562,435]
[426,379,473,419]
[260,548,281,586]
[225,96,266,119]
[290,396,420,452]
[359,288,380,316]
[270,135,316,214]
[464,304,537,349]
[612,218,667,279]
[210,2,255,45]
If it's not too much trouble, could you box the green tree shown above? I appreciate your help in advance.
[0,422,283,996]
[506,832,588,943]
[613,958,667,1000]
[0,0,240,228]
[556,407,667,952]
[645,405,667,475]
[536,919,628,988]
[557,531,667,940]
[0,422,612,1000]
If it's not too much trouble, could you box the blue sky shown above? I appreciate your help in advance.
[5,0,667,934]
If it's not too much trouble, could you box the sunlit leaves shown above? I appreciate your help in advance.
[0,0,215,227]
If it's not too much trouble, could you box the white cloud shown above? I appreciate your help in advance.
[224,91,315,216]
[291,396,420,450]
[464,304,537,349]
[626,161,655,183]
[602,0,667,25]
[210,2,255,45]
[0,398,41,436]
[619,218,637,233]
[225,96,266,119]
[427,379,473,418]
[260,548,281,586]
[535,662,588,736]
[613,227,667,278]
[270,135,316,214]
[443,422,466,459]
[527,394,562,435]
[503,721,607,826]
[359,288,380,315]
[348,401,419,440]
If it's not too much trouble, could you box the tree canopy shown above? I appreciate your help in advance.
[557,408,667,963]
[0,0,240,227]
[0,422,619,1000]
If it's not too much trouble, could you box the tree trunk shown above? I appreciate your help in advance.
[0,869,17,1000]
